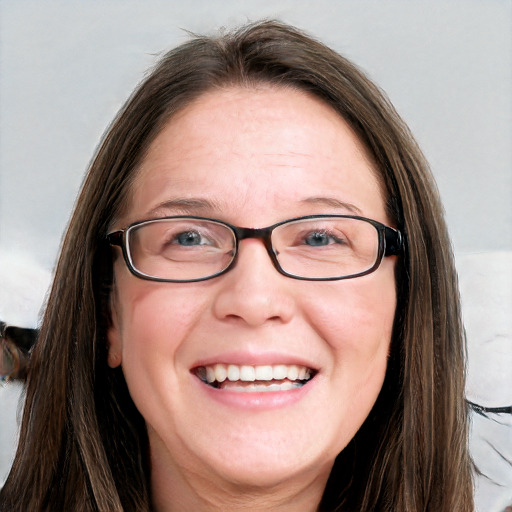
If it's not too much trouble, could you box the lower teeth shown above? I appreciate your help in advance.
[213,379,306,392]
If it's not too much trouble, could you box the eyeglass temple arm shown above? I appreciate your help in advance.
[106,231,123,247]
[384,227,403,256]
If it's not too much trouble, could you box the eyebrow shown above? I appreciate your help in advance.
[146,197,224,217]
[300,196,363,215]
[146,196,362,218]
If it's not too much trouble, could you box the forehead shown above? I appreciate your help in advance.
[123,86,386,225]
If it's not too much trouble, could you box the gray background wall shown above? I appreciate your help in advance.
[0,1,511,510]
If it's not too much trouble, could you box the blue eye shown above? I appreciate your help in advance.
[175,231,204,246]
[304,231,339,246]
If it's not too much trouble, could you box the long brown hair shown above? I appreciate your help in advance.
[0,21,473,511]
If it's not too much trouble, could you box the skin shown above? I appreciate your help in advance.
[108,86,397,511]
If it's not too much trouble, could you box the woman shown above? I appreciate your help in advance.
[0,21,474,511]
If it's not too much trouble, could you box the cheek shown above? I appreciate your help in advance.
[291,271,396,456]
[304,270,396,382]
[112,280,213,435]
[309,277,395,339]
[113,278,208,386]
[118,280,203,341]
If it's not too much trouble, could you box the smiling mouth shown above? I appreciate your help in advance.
[194,364,316,392]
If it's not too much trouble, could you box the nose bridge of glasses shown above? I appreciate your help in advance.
[232,226,277,262]
[235,226,271,241]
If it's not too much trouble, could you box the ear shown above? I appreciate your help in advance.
[107,331,122,368]
[107,292,122,368]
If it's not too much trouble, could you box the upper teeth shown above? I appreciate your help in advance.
[197,364,312,384]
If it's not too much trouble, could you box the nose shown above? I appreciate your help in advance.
[212,239,295,327]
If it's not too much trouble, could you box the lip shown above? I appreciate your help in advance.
[189,351,319,410]
[192,371,316,410]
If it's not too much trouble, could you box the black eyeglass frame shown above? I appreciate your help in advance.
[107,214,403,283]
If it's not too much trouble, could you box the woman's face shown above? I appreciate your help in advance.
[108,86,397,501]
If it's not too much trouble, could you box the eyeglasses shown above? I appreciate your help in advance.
[107,215,403,282]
